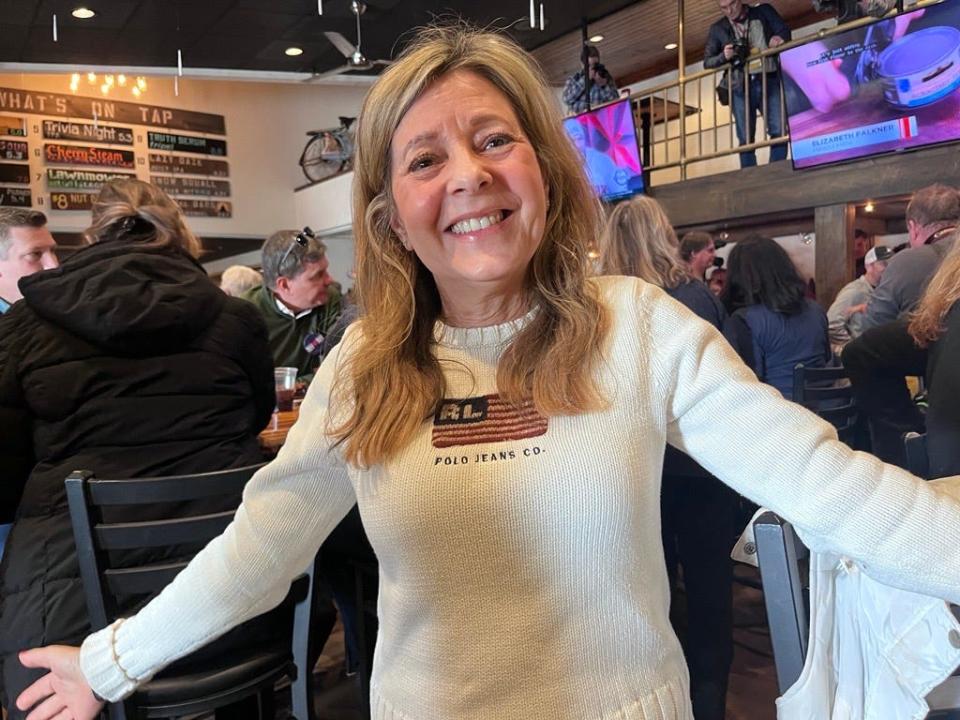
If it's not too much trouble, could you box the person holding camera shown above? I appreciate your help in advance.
[562,45,619,115]
[704,0,790,168]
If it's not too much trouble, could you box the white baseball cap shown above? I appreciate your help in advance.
[865,246,894,265]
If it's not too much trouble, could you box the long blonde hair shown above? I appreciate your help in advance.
[599,196,688,289]
[85,178,201,258]
[330,24,610,467]
[909,227,960,347]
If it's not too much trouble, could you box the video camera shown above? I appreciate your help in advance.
[730,38,750,69]
[591,62,612,80]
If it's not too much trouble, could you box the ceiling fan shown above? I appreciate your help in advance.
[305,0,393,81]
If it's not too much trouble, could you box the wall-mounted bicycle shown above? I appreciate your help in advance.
[298,116,355,183]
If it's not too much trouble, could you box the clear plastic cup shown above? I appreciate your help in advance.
[274,367,298,412]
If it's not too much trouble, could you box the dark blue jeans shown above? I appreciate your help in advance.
[731,72,788,168]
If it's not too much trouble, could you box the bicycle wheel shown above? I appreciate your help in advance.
[299,133,346,183]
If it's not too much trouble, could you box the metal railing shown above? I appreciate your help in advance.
[629,0,937,183]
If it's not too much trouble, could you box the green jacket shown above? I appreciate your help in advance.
[241,284,342,382]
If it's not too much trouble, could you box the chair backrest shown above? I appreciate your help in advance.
[904,431,930,480]
[66,463,266,631]
[755,511,960,717]
[753,511,809,693]
[792,364,861,446]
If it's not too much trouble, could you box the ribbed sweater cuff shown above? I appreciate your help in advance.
[80,621,139,702]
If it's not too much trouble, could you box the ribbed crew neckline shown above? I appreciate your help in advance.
[434,307,537,349]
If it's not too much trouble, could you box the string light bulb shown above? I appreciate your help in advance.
[72,71,146,98]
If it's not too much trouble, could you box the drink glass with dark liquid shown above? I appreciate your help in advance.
[274,367,298,412]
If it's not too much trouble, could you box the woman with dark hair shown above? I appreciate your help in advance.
[722,235,831,397]
[0,179,275,713]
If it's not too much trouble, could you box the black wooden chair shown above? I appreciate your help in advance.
[754,511,960,717]
[904,431,930,480]
[792,363,866,449]
[66,463,318,720]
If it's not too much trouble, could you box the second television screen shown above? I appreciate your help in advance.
[783,0,960,169]
[563,98,645,201]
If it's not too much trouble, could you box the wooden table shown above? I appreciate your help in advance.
[259,407,299,453]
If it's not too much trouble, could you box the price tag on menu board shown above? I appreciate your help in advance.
[0,162,30,184]
[179,198,232,218]
[147,132,226,156]
[151,175,231,197]
[0,140,28,161]
[148,153,229,177]
[42,119,134,146]
[0,186,31,207]
[47,168,136,191]
[50,191,96,211]
[0,116,26,137]
[45,143,135,169]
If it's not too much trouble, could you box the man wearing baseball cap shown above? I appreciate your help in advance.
[827,244,894,352]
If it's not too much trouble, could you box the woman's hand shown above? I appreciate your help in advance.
[16,646,104,720]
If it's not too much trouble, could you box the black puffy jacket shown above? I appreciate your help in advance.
[0,239,274,709]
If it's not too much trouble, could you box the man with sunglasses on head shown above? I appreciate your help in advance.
[242,228,341,382]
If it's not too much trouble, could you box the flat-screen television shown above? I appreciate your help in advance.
[783,0,960,169]
[563,98,645,201]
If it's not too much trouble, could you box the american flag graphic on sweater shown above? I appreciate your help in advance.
[431,394,548,448]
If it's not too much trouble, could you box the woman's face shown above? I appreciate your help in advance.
[389,69,548,309]
[689,241,716,278]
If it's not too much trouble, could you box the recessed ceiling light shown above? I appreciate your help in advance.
[664,42,678,50]
[589,34,604,43]
[72,7,96,19]
[285,46,304,56]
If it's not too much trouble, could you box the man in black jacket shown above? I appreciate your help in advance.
[704,0,791,168]
[0,209,57,562]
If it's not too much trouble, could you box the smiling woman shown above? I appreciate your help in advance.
[339,27,609,467]
[15,23,960,720]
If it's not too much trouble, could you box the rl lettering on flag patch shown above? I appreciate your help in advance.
[431,394,547,448]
